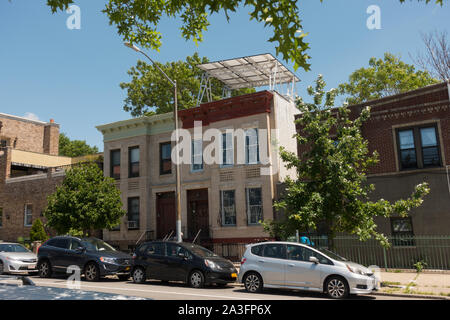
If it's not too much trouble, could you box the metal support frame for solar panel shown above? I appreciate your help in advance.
[196,53,300,104]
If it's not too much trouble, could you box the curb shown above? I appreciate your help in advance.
[372,291,450,300]
[230,283,449,300]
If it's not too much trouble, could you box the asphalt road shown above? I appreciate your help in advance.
[26,275,423,300]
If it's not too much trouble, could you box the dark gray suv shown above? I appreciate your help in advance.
[37,236,132,281]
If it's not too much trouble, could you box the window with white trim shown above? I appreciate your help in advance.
[221,132,234,167]
[220,190,236,226]
[24,204,32,227]
[245,128,259,164]
[191,139,203,172]
[246,187,262,225]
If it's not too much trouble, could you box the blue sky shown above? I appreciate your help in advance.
[0,0,449,151]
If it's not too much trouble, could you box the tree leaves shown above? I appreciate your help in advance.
[43,1,447,72]
[266,75,430,247]
[338,53,440,105]
[44,162,125,236]
[120,53,254,116]
[59,133,99,157]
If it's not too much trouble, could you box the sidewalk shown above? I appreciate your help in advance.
[377,270,450,299]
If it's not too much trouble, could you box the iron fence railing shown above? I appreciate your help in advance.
[309,235,450,270]
[206,236,450,269]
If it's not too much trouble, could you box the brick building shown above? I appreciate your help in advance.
[296,81,450,237]
[96,54,301,251]
[0,113,99,242]
[97,90,299,251]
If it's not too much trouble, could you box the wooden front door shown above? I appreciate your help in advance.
[156,192,176,239]
[187,189,210,241]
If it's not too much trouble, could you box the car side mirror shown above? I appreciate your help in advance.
[75,247,86,253]
[178,252,187,259]
[309,256,319,264]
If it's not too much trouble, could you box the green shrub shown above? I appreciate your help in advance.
[29,218,48,242]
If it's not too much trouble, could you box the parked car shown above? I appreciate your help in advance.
[0,275,148,300]
[37,236,132,281]
[0,243,38,275]
[238,241,378,299]
[131,241,238,288]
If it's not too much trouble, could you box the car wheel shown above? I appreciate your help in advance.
[118,274,130,281]
[132,267,146,284]
[243,272,263,293]
[188,270,205,288]
[38,260,52,278]
[84,262,100,282]
[0,261,4,275]
[325,276,349,299]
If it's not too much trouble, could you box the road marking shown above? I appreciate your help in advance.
[33,280,255,300]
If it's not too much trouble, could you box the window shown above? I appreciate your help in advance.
[160,142,172,175]
[110,149,121,179]
[24,204,32,227]
[69,239,82,250]
[221,132,233,167]
[127,197,140,230]
[145,242,164,256]
[251,244,264,257]
[245,128,259,164]
[220,190,236,226]
[166,243,192,259]
[51,238,70,249]
[246,187,263,225]
[191,139,203,172]
[396,125,441,170]
[391,217,415,246]
[286,245,333,264]
[0,140,6,148]
[129,147,140,178]
[420,127,440,167]
[263,244,286,259]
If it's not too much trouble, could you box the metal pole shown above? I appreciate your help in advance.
[174,80,182,243]
[125,43,182,243]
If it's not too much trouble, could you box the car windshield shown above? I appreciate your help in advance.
[0,244,30,253]
[183,244,218,258]
[81,238,116,252]
[315,248,347,261]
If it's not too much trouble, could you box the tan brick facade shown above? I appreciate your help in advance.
[97,91,300,250]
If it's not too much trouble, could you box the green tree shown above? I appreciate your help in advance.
[59,133,99,157]
[29,218,49,242]
[339,53,439,105]
[264,75,430,248]
[44,162,125,236]
[44,0,446,72]
[121,53,254,117]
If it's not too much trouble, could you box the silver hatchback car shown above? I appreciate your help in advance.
[238,241,378,299]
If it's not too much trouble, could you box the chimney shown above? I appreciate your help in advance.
[43,119,60,155]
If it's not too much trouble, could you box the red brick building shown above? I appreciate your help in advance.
[0,113,64,242]
[296,81,450,236]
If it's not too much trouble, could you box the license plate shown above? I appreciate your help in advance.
[28,265,36,269]
[231,273,237,278]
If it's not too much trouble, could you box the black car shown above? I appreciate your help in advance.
[37,236,132,281]
[131,241,238,288]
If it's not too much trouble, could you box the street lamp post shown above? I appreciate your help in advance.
[124,42,183,243]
